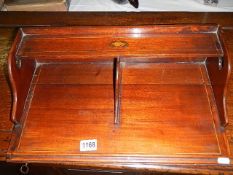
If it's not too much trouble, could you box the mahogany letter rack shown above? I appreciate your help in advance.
[7,25,231,167]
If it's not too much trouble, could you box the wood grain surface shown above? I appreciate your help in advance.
[17,25,222,60]
[4,25,230,172]
[222,29,233,157]
[10,63,224,156]
[0,12,233,27]
[0,28,15,160]
[0,12,233,174]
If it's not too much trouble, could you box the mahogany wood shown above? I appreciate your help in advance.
[0,13,233,174]
[9,63,225,155]
[206,46,231,127]
[114,57,122,125]
[16,25,222,60]
[7,25,227,124]
[6,25,231,168]
[1,12,233,27]
[221,28,233,160]
[8,29,37,124]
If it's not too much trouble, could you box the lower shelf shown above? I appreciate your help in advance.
[8,62,229,164]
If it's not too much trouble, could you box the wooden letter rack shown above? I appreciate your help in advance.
[7,25,231,167]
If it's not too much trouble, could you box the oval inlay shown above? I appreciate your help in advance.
[111,40,128,48]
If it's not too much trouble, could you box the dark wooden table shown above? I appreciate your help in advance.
[0,12,233,174]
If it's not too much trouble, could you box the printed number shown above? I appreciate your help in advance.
[82,142,95,148]
[80,139,97,151]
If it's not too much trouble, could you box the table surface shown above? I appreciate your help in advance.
[69,0,233,12]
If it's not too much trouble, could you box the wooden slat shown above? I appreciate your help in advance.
[38,63,209,85]
[19,33,222,59]
[123,63,209,85]
[31,85,114,110]
[38,63,113,85]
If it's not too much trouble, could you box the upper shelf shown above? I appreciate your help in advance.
[17,25,223,60]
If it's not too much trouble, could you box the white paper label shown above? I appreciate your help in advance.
[80,139,97,152]
[217,157,230,165]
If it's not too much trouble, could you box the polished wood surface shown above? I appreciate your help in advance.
[9,25,226,124]
[17,25,222,60]
[9,63,226,157]
[5,25,230,169]
[8,29,36,124]
[1,12,233,174]
[222,28,233,159]
[0,12,233,27]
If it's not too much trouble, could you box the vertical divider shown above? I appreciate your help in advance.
[114,57,122,125]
